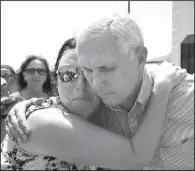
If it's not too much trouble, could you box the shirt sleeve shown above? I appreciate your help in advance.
[160,73,194,170]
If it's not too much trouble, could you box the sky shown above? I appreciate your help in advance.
[1,1,172,71]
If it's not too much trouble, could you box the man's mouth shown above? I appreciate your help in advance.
[101,92,113,96]
[33,79,40,81]
[73,97,91,100]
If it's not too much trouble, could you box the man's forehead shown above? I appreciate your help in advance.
[80,56,117,69]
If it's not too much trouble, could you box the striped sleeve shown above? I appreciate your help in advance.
[160,73,194,170]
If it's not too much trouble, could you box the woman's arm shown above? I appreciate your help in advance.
[18,107,147,169]
[18,82,171,170]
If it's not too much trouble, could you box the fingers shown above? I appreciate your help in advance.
[18,119,30,135]
[12,110,29,140]
[5,122,14,141]
[32,97,46,105]
[4,97,45,142]
[6,110,28,142]
[5,119,20,142]
[14,107,30,134]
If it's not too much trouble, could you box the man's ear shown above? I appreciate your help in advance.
[136,46,148,66]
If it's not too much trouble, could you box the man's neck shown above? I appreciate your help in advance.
[120,79,143,112]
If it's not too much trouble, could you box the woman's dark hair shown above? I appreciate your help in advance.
[18,55,52,94]
[1,65,17,78]
[50,38,76,96]
[54,38,77,75]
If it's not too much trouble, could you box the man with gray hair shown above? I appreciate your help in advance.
[4,15,194,170]
[76,15,194,169]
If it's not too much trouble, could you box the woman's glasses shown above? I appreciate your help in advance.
[57,66,82,82]
[25,68,47,75]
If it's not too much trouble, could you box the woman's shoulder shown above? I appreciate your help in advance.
[27,107,67,121]
[26,96,64,117]
[26,103,70,129]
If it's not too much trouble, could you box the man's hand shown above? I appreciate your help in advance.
[150,61,187,89]
[5,97,46,142]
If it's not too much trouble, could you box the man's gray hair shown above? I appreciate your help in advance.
[76,14,144,57]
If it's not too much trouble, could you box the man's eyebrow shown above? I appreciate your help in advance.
[98,63,117,69]
[81,63,116,69]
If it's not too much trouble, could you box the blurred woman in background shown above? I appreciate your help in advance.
[17,55,53,100]
[1,65,20,143]
[1,57,52,142]
[1,65,19,96]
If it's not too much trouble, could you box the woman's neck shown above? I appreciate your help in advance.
[22,87,47,100]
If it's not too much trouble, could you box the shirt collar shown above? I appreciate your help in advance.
[109,67,154,112]
[136,68,154,108]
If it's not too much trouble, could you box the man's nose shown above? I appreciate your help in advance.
[92,71,104,93]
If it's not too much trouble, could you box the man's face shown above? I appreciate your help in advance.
[77,32,142,107]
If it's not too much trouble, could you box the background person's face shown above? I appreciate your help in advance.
[77,32,143,107]
[1,68,15,86]
[57,49,100,119]
[1,77,8,96]
[23,60,47,88]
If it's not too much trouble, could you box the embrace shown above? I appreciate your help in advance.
[2,14,194,170]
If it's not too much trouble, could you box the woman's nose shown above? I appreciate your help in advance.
[76,71,87,92]
[34,71,39,76]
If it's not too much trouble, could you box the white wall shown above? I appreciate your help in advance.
[1,1,127,71]
[2,1,191,69]
[130,1,172,62]
[171,1,194,66]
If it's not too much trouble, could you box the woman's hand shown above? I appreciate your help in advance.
[150,61,187,89]
[5,97,46,142]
